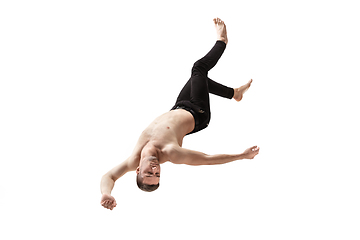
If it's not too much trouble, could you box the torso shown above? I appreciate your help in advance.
[143,109,195,148]
[128,109,195,167]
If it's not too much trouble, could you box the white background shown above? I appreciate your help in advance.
[1,0,359,239]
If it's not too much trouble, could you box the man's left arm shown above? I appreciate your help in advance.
[168,145,260,166]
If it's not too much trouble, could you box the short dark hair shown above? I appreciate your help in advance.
[136,174,159,192]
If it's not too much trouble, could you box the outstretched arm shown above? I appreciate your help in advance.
[100,160,129,195]
[100,156,138,210]
[168,145,260,166]
[100,131,149,210]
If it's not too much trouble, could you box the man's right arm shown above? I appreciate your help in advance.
[100,156,139,210]
[100,160,127,195]
[100,157,138,195]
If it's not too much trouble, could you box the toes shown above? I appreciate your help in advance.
[214,18,222,25]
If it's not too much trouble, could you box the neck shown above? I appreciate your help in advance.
[141,142,159,160]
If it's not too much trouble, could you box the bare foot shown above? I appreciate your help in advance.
[233,79,253,102]
[213,18,228,44]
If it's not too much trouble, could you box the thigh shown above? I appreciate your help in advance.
[175,75,210,110]
[189,74,210,112]
[175,78,192,103]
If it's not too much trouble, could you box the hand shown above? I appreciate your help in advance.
[243,146,260,159]
[100,193,117,210]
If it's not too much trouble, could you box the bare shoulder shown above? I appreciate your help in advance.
[163,144,193,165]
[164,143,209,166]
[126,130,151,170]
[162,144,181,164]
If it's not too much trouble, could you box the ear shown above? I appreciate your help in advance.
[136,166,140,174]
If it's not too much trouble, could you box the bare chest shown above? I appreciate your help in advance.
[143,110,195,147]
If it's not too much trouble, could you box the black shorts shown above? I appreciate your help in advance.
[171,101,210,135]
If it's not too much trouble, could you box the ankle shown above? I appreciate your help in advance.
[218,37,227,44]
[232,88,236,99]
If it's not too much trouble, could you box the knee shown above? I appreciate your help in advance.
[192,60,206,73]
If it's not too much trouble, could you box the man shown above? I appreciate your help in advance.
[100,18,260,210]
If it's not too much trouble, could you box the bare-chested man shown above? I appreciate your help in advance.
[100,18,260,210]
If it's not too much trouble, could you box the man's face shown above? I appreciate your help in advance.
[136,156,160,185]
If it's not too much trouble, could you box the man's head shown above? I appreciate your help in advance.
[136,156,160,192]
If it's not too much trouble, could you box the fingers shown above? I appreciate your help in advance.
[250,146,259,151]
[101,200,116,210]
[100,195,116,210]
[249,146,260,159]
[213,18,224,25]
[253,146,260,156]
[102,203,113,210]
[101,200,109,209]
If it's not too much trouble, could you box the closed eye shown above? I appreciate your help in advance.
[146,172,160,178]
